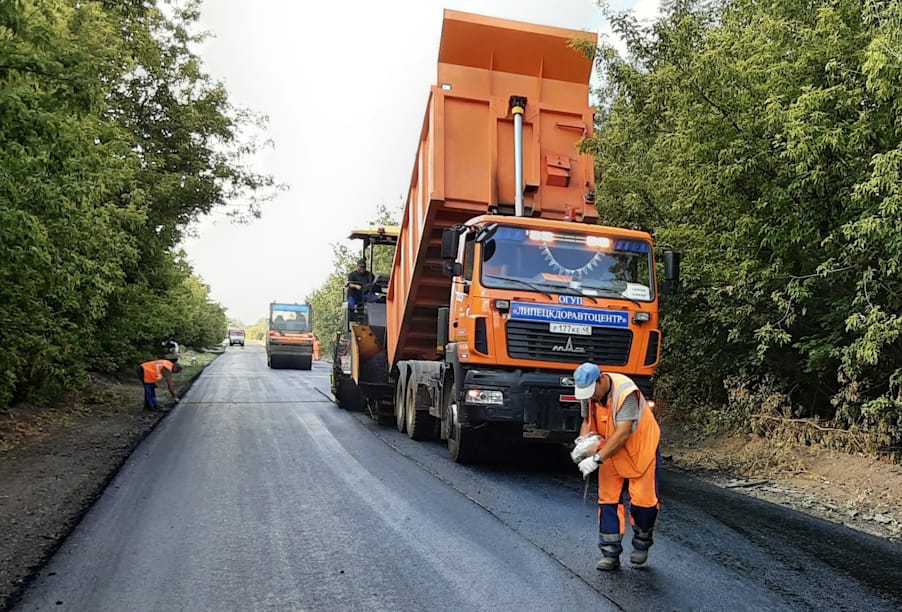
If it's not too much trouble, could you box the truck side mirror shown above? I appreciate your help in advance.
[662,250,681,294]
[442,260,463,277]
[441,228,460,259]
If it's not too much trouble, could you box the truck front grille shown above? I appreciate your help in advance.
[506,320,632,365]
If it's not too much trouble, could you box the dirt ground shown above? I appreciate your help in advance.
[0,363,207,612]
[1,371,900,611]
[663,425,902,542]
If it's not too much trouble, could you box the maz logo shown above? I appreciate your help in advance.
[552,337,586,353]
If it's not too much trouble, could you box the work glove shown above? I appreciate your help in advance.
[578,455,600,479]
[570,433,601,464]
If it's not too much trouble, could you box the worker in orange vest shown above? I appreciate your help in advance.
[313,337,321,361]
[137,358,182,411]
[572,362,661,571]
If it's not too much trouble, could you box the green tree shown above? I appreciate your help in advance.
[0,1,276,407]
[588,0,902,445]
[1,0,143,403]
[92,0,281,361]
[308,243,358,358]
[245,318,268,342]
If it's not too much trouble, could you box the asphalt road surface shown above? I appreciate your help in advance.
[15,346,902,611]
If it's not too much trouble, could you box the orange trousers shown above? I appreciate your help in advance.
[596,447,660,555]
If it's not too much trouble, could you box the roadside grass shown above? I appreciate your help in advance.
[176,349,219,383]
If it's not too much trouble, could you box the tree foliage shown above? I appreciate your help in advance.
[589,0,902,445]
[0,0,274,406]
[245,318,268,342]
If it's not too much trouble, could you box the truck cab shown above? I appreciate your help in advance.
[439,216,664,445]
[228,328,246,347]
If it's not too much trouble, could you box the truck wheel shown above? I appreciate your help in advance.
[336,377,361,412]
[405,382,436,441]
[394,375,407,433]
[269,355,279,369]
[299,355,313,370]
[445,384,480,463]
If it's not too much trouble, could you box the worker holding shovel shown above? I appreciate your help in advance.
[571,362,661,571]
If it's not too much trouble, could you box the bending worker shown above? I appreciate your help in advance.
[137,357,182,411]
[573,362,661,571]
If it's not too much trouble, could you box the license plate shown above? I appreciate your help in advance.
[549,323,591,336]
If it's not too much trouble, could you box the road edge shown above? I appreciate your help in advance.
[0,358,217,612]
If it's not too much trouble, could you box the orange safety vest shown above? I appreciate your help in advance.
[588,373,660,478]
[141,359,175,384]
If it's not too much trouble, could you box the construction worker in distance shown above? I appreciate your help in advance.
[137,357,183,411]
[572,362,661,571]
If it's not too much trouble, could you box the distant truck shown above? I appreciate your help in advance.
[267,302,315,370]
[228,329,246,346]
[332,10,680,463]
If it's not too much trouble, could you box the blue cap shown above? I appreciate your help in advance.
[573,362,601,399]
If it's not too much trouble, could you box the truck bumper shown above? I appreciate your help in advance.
[459,368,653,443]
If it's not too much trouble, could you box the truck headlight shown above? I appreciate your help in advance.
[465,389,504,405]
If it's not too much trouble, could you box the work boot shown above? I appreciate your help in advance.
[629,548,648,565]
[596,555,620,571]
[596,542,622,571]
[630,529,654,565]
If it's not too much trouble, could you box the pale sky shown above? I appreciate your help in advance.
[182,0,661,325]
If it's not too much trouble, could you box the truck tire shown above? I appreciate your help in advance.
[269,355,280,369]
[299,355,313,370]
[444,383,480,463]
[394,375,407,433]
[449,421,480,463]
[405,382,437,441]
[336,377,362,412]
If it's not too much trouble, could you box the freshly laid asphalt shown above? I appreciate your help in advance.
[15,346,902,611]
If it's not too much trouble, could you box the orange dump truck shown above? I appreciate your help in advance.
[334,10,680,463]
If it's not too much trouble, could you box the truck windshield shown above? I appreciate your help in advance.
[480,226,655,302]
[270,307,311,332]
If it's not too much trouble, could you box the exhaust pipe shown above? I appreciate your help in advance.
[510,96,527,216]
